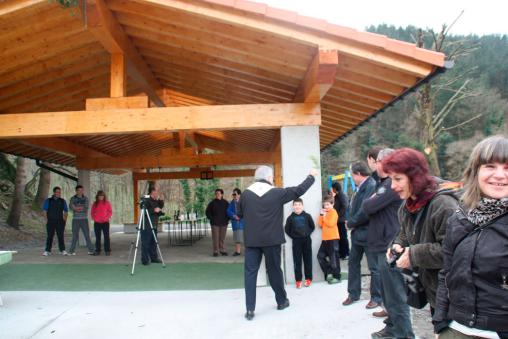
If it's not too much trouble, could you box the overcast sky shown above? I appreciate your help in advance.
[264,0,508,36]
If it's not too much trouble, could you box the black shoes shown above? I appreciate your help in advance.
[232,252,241,256]
[245,310,255,320]
[220,251,228,256]
[105,252,111,256]
[213,252,219,257]
[142,262,150,266]
[277,299,290,310]
[371,327,395,339]
[151,258,162,263]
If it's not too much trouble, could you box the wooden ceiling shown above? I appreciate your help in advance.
[0,0,445,170]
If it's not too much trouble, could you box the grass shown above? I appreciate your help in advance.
[0,263,244,291]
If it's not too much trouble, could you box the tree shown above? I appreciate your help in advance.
[413,18,481,176]
[7,156,27,228]
[34,166,51,209]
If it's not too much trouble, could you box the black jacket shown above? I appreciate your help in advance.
[433,209,508,334]
[333,190,349,223]
[143,197,164,228]
[348,176,376,229]
[237,175,315,247]
[205,198,229,227]
[362,177,403,252]
[284,211,315,239]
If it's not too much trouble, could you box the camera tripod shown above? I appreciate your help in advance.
[129,205,166,275]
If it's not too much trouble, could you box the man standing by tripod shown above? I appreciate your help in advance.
[141,187,164,266]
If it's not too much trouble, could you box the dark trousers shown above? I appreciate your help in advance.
[45,220,65,252]
[292,236,313,281]
[338,221,350,258]
[94,222,111,253]
[244,245,287,311]
[211,225,227,253]
[317,239,341,279]
[376,252,414,338]
[347,231,382,303]
[141,228,158,264]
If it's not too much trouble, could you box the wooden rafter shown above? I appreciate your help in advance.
[294,49,338,103]
[0,103,321,138]
[83,0,164,106]
[133,169,255,181]
[77,151,278,169]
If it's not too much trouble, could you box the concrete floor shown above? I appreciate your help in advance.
[0,282,384,339]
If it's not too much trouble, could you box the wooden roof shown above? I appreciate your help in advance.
[0,0,445,169]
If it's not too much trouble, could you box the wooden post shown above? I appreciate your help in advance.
[110,53,126,98]
[133,175,139,223]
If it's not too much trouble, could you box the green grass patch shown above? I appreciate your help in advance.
[0,263,244,291]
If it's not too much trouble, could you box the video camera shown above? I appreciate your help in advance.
[386,247,404,267]
[139,195,165,216]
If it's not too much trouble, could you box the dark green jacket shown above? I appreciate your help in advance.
[395,191,459,308]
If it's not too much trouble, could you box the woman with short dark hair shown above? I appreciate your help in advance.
[433,135,508,339]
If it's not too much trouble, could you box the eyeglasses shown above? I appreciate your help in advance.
[232,193,237,196]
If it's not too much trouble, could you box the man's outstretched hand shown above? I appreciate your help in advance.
[310,169,318,177]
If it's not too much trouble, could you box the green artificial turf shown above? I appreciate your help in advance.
[0,263,244,291]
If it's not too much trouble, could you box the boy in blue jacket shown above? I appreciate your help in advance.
[227,188,244,256]
[284,198,315,288]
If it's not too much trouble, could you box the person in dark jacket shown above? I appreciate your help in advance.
[205,188,230,256]
[343,161,380,308]
[331,182,349,259]
[382,148,459,314]
[433,135,508,339]
[363,149,414,339]
[42,186,69,256]
[237,165,317,321]
[227,188,244,256]
[141,187,164,265]
[284,197,315,289]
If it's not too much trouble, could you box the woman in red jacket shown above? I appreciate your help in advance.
[91,190,113,256]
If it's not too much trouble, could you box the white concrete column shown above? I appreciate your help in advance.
[281,125,323,282]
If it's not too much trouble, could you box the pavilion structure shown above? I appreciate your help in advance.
[0,0,445,282]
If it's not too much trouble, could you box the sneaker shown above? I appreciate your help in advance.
[69,252,76,256]
[295,281,302,289]
[60,250,69,256]
[87,251,95,255]
[220,251,228,256]
[328,278,340,284]
[232,252,241,256]
[326,274,333,282]
[42,251,50,256]
[304,279,312,287]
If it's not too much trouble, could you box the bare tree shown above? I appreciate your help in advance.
[412,14,481,176]
[7,156,27,228]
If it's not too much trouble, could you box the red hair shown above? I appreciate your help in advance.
[382,148,437,198]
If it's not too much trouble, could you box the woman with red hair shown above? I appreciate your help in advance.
[381,148,459,319]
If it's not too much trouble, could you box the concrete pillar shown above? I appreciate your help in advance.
[281,125,323,282]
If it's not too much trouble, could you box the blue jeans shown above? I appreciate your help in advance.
[347,229,382,303]
[376,251,415,338]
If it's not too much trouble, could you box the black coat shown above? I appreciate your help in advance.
[205,198,229,227]
[362,177,403,252]
[433,209,508,334]
[348,176,376,229]
[284,211,315,239]
[237,176,315,247]
[333,190,348,223]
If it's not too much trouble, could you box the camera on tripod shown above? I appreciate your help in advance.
[139,195,165,216]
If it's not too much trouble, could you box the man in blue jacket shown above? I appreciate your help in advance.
[227,188,244,256]
[343,161,380,308]
[237,165,317,321]
[363,149,414,339]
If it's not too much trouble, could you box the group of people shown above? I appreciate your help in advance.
[205,187,245,257]
[42,185,112,257]
[236,135,507,339]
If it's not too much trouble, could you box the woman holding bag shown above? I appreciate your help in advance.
[433,135,508,339]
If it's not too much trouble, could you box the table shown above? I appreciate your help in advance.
[167,218,209,246]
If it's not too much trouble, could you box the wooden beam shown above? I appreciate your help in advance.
[76,151,278,170]
[0,0,46,16]
[110,53,126,97]
[85,96,149,110]
[295,49,338,103]
[133,169,255,181]
[0,103,321,138]
[19,137,110,158]
[83,0,164,106]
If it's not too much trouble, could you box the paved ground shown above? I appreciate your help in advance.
[0,281,385,339]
